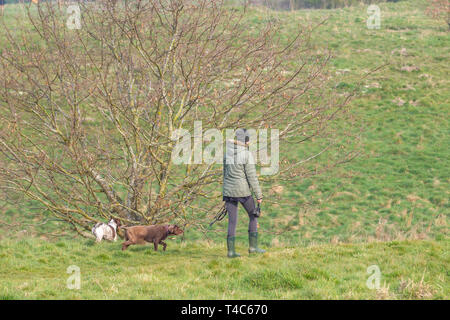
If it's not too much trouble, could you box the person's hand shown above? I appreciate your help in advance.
[257,198,262,204]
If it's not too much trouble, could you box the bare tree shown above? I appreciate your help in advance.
[0,0,358,237]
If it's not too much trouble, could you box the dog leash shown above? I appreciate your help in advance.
[209,204,227,228]
[209,201,261,227]
[253,202,261,217]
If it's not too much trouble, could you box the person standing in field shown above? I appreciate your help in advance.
[223,129,265,258]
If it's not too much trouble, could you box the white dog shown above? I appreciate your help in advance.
[92,218,121,242]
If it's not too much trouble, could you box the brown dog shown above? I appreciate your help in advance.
[121,224,183,251]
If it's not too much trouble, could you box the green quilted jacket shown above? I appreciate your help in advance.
[223,142,263,200]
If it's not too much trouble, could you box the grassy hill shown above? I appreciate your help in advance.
[253,0,449,246]
[0,0,448,299]
[0,0,448,245]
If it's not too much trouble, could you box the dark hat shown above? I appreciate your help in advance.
[235,128,250,144]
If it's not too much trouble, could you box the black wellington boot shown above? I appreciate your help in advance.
[248,232,266,254]
[227,236,241,258]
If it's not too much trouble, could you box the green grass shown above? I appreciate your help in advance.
[0,238,448,299]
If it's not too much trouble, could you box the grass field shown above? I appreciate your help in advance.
[0,238,448,299]
[0,0,448,299]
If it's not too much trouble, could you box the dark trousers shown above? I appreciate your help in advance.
[224,196,257,237]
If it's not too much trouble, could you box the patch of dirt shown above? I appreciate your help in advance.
[400,65,419,72]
